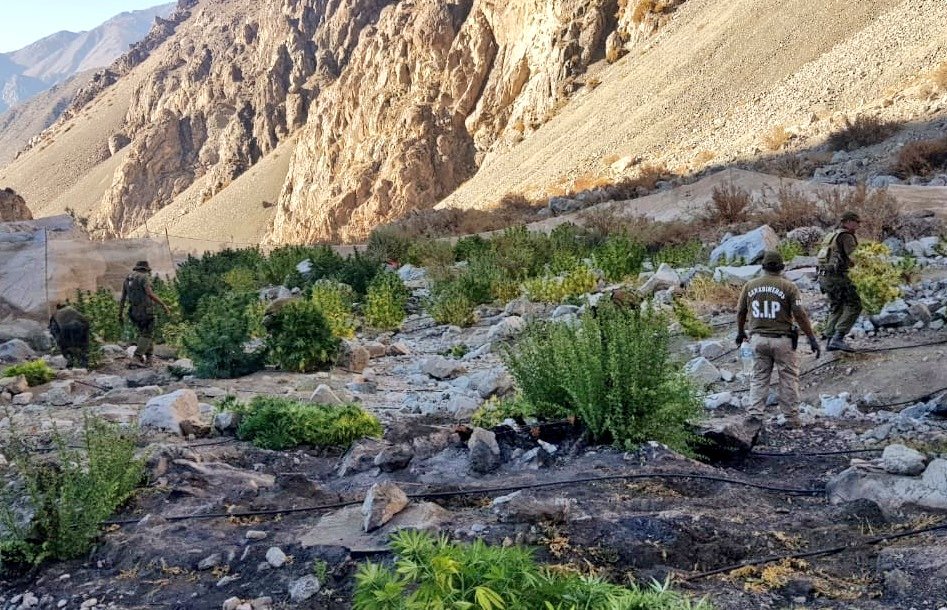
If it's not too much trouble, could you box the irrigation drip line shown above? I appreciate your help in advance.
[684,520,947,581]
[102,470,824,527]
[749,447,881,458]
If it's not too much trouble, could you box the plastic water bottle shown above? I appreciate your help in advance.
[740,341,754,377]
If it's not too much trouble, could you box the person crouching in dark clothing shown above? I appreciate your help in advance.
[49,304,91,368]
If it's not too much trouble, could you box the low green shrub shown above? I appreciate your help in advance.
[471,394,535,428]
[365,271,409,330]
[175,248,266,318]
[366,227,412,264]
[453,235,490,262]
[353,530,712,610]
[2,360,55,387]
[523,263,598,304]
[652,241,703,268]
[427,282,476,327]
[182,294,266,378]
[849,243,901,315]
[503,305,702,452]
[592,234,647,282]
[777,240,805,262]
[310,280,357,339]
[151,276,187,350]
[1,417,143,567]
[71,288,126,342]
[672,298,713,339]
[895,255,921,284]
[221,396,382,450]
[264,300,340,373]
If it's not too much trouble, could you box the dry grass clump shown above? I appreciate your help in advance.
[763,126,790,151]
[827,115,900,152]
[892,137,947,178]
[693,150,716,166]
[704,180,753,224]
[383,194,541,239]
[631,0,679,24]
[760,184,822,233]
[684,275,742,314]
[820,184,900,241]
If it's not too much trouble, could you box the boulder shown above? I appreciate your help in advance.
[827,459,947,512]
[638,263,681,296]
[93,375,127,390]
[265,547,288,568]
[338,439,387,476]
[684,357,721,386]
[0,320,51,351]
[713,265,763,285]
[468,427,501,474]
[1,375,28,395]
[12,391,32,406]
[339,342,370,373]
[704,391,735,410]
[820,393,859,418]
[310,384,343,405]
[698,415,762,458]
[0,339,36,363]
[373,445,414,472]
[362,482,409,532]
[710,225,779,265]
[904,237,940,258]
[698,340,726,360]
[469,368,513,399]
[786,227,825,251]
[139,389,201,436]
[288,575,321,602]
[881,444,928,476]
[420,355,462,380]
[487,316,527,340]
[492,491,572,524]
[171,358,195,374]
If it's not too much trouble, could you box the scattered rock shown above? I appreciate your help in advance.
[265,547,287,568]
[11,391,32,405]
[374,445,414,472]
[704,392,735,410]
[493,492,572,524]
[339,341,371,373]
[1,375,29,395]
[420,355,463,380]
[139,389,202,436]
[0,339,36,363]
[487,316,527,340]
[362,482,410,532]
[638,263,681,296]
[828,459,947,512]
[684,357,722,386]
[713,265,763,285]
[288,575,321,602]
[698,340,726,359]
[710,225,779,265]
[698,415,762,457]
[171,358,195,374]
[197,553,223,571]
[246,530,267,541]
[468,427,501,474]
[882,444,928,476]
[311,384,343,405]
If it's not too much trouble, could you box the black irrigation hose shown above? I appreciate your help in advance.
[871,385,947,410]
[749,447,881,458]
[683,520,947,581]
[102,470,824,526]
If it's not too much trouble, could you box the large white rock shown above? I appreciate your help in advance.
[468,427,501,474]
[710,225,780,265]
[638,264,681,296]
[713,265,763,285]
[362,482,409,532]
[419,356,463,380]
[828,459,947,512]
[882,444,928,476]
[139,389,201,436]
[487,316,527,340]
[684,357,722,386]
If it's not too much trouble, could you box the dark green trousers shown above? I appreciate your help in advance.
[820,274,862,338]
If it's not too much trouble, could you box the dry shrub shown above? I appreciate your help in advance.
[932,62,947,90]
[586,76,602,90]
[705,180,753,224]
[760,152,832,180]
[631,0,678,24]
[763,126,790,151]
[685,275,742,314]
[637,163,668,190]
[892,137,947,178]
[827,115,900,152]
[619,216,701,250]
[819,185,900,241]
[572,173,612,193]
[603,153,622,167]
[693,150,716,166]
[761,184,821,233]
[384,195,541,239]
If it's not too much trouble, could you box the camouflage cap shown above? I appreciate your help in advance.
[761,250,785,271]
[840,211,862,223]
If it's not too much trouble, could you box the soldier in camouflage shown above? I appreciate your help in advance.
[817,211,862,352]
[737,251,820,421]
[119,261,171,365]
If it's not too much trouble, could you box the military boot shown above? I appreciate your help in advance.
[827,334,855,352]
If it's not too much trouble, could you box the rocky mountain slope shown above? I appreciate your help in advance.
[0,0,945,245]
[0,4,174,113]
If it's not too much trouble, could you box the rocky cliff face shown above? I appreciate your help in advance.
[85,0,665,241]
[0,187,31,222]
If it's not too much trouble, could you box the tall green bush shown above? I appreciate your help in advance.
[310,280,357,339]
[222,396,382,450]
[850,242,901,314]
[364,271,409,330]
[427,282,477,327]
[175,248,266,318]
[71,288,126,342]
[353,530,711,610]
[503,305,701,452]
[593,234,647,282]
[1,417,143,567]
[182,294,266,378]
[264,300,340,373]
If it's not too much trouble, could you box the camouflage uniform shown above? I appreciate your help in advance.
[121,266,157,359]
[818,229,862,341]
[49,305,90,368]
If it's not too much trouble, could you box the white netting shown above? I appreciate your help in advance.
[0,215,175,322]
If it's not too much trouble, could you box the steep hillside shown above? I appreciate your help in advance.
[0,4,174,113]
[1,0,945,245]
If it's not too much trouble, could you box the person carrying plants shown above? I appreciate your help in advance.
[49,303,90,368]
[817,211,863,352]
[736,251,820,422]
[119,260,171,365]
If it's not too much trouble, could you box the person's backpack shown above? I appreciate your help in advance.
[125,273,150,309]
[816,229,845,274]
